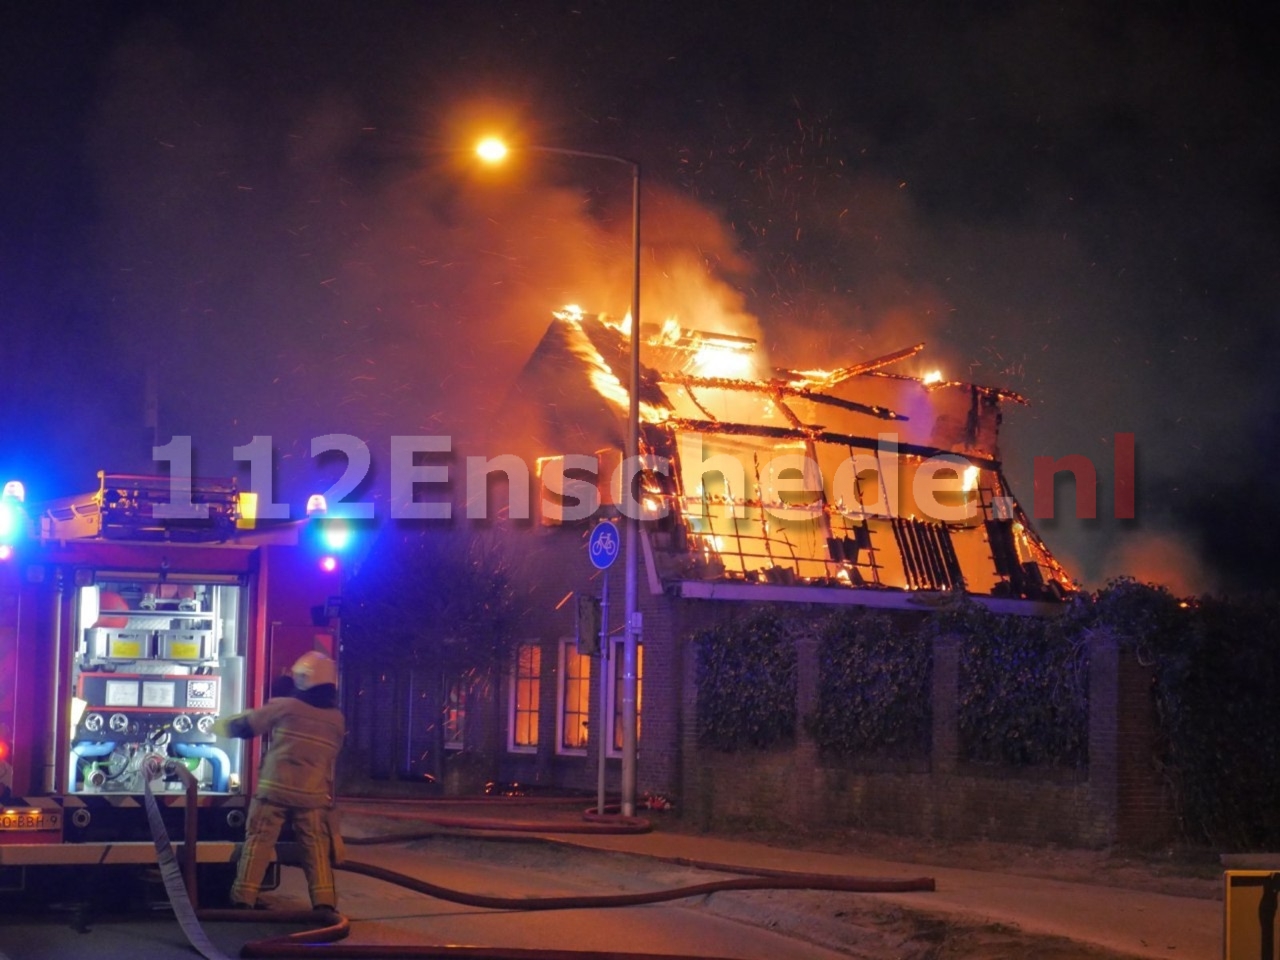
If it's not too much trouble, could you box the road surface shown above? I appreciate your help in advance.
[0,835,859,959]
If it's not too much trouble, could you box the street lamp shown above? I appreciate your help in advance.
[476,137,643,818]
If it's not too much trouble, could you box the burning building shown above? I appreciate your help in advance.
[509,306,1073,609]
[344,307,1094,840]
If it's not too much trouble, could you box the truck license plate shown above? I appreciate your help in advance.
[0,808,62,832]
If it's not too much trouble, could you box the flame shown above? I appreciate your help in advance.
[556,304,763,414]
[962,465,980,493]
[690,334,755,379]
[655,318,683,345]
[790,367,836,384]
[922,369,944,385]
[645,317,759,380]
[554,306,668,423]
[598,310,632,338]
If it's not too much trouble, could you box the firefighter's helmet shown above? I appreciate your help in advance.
[291,651,337,690]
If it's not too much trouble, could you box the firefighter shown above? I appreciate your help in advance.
[215,651,345,911]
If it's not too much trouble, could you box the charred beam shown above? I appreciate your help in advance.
[661,418,1004,471]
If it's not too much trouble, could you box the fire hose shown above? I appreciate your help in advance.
[146,765,935,959]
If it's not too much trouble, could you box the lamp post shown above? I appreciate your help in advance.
[476,138,642,818]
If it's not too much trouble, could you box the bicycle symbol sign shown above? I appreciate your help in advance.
[588,521,620,570]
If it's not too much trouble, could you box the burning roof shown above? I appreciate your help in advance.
[508,308,1074,609]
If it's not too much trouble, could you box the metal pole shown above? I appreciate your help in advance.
[488,142,642,815]
[621,161,641,817]
[596,575,609,816]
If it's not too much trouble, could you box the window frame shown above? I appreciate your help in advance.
[442,674,467,751]
[508,640,542,754]
[556,638,592,756]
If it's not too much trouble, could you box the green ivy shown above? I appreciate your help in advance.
[935,600,1089,768]
[807,608,930,759]
[694,608,798,751]
[1081,583,1280,850]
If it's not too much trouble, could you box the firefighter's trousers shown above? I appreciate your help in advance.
[230,797,336,909]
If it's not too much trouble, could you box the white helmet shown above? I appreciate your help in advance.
[291,651,337,690]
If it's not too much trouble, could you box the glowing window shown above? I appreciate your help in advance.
[510,642,541,752]
[557,640,591,754]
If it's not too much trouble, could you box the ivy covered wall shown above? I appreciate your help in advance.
[687,581,1280,850]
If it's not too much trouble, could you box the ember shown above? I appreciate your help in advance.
[515,309,1074,606]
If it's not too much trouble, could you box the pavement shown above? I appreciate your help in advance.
[339,798,1224,960]
[552,827,1221,959]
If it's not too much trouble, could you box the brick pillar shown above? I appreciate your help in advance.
[791,634,821,823]
[931,634,959,774]
[1115,653,1177,846]
[1087,629,1120,846]
[678,607,712,830]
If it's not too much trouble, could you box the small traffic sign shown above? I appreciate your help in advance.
[588,520,620,570]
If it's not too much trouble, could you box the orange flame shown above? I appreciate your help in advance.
[689,334,755,380]
[553,306,668,423]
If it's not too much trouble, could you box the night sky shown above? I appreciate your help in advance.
[2,1,1277,596]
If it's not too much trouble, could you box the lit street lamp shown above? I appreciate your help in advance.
[476,137,643,817]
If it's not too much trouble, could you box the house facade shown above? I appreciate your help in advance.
[342,310,1169,846]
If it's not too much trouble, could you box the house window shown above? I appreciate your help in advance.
[607,640,643,757]
[443,676,467,751]
[557,639,591,755]
[509,642,541,752]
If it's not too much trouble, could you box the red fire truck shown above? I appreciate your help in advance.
[0,471,345,902]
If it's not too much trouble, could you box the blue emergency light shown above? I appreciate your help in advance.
[319,520,353,552]
[0,480,26,559]
[305,493,355,573]
[0,503,17,541]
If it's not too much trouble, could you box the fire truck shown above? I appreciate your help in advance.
[0,472,347,903]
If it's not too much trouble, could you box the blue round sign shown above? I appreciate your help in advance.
[588,521,620,570]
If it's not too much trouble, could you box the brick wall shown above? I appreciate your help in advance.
[1115,652,1177,845]
[680,620,1177,849]
[339,525,1177,848]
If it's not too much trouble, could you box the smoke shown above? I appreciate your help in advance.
[1092,530,1219,599]
[673,118,962,380]
[58,3,1273,598]
[755,172,956,376]
[78,14,782,512]
[634,189,761,344]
